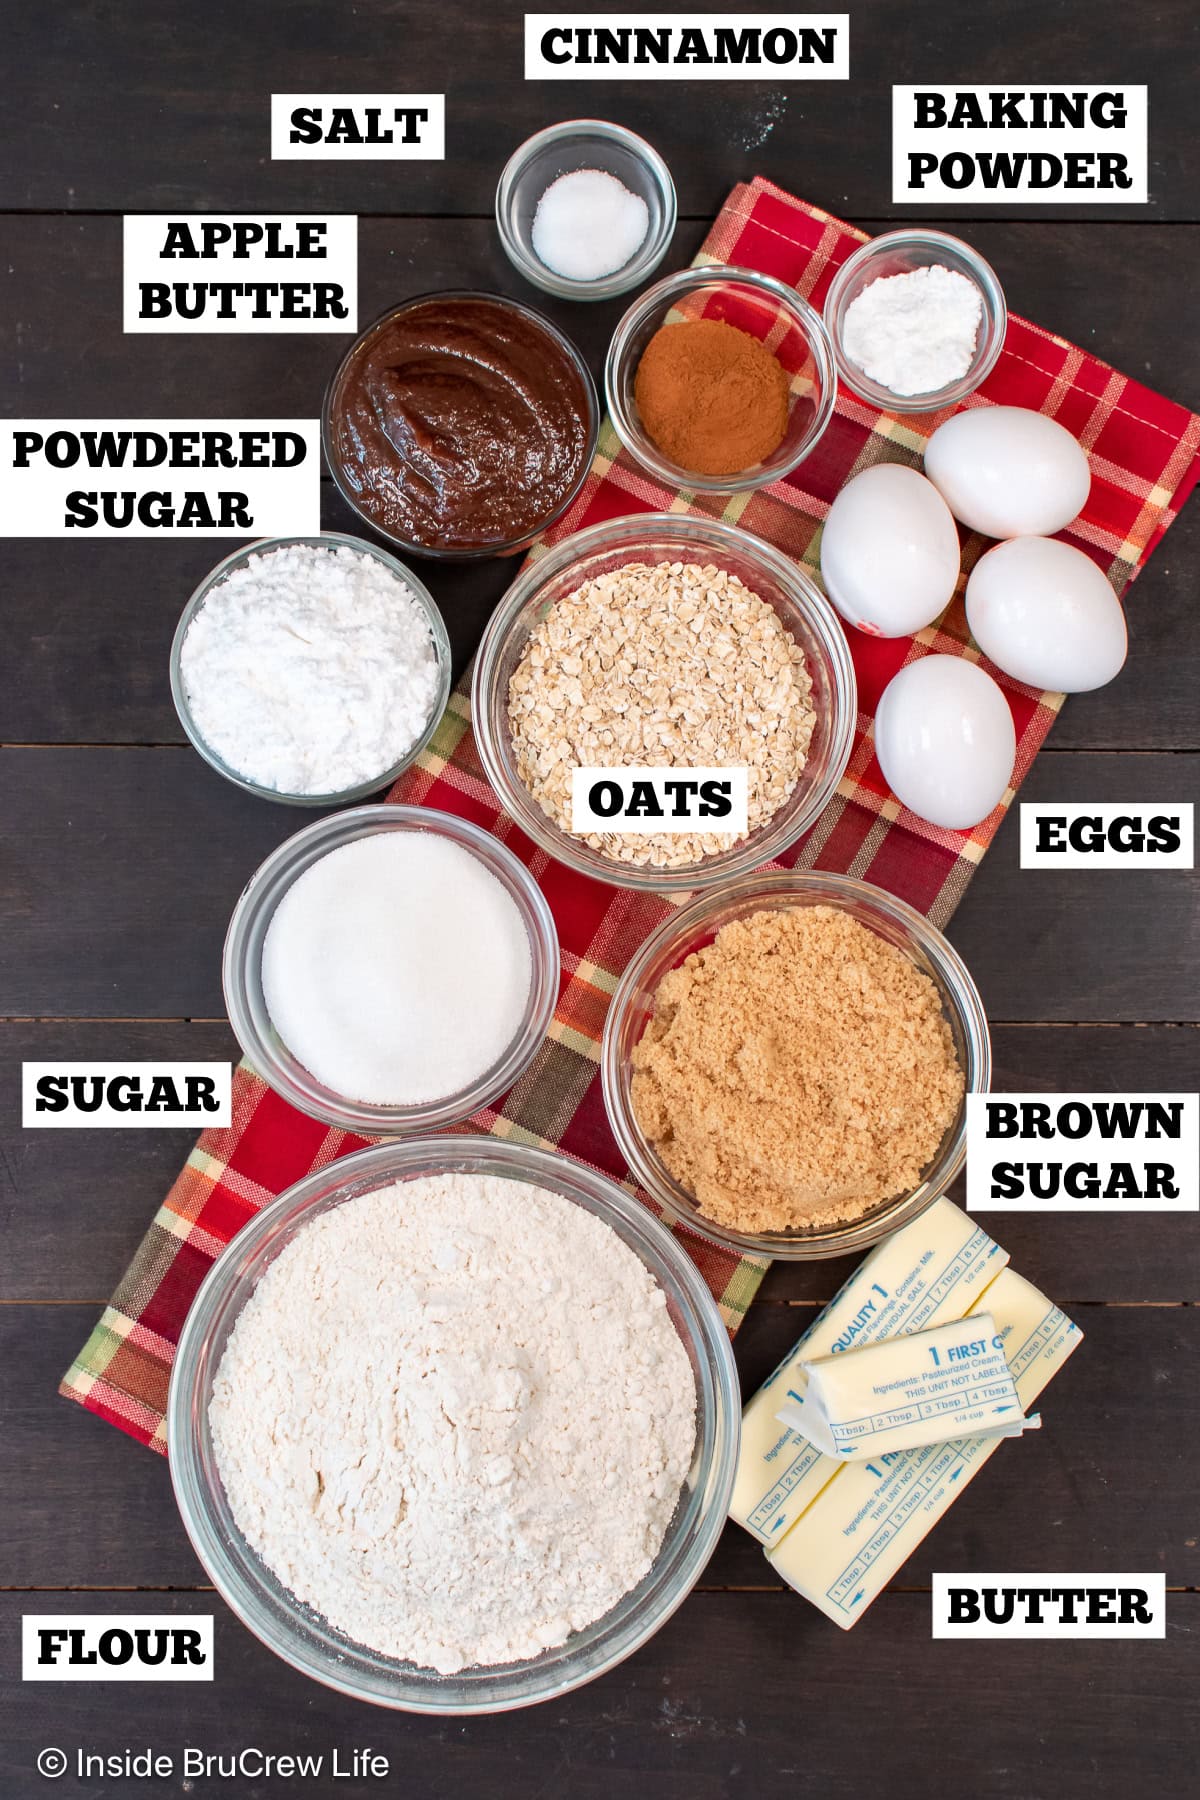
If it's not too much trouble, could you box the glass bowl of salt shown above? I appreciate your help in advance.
[495,119,676,301]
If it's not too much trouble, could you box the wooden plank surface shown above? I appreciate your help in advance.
[2,1,1197,1791]
[3,1,1194,222]
[0,1591,1194,1800]
[2,747,1195,1021]
[5,1304,1196,1592]
[3,1021,1197,1305]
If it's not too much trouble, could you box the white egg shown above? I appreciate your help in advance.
[874,655,1016,831]
[924,406,1091,539]
[819,463,960,638]
[966,535,1127,692]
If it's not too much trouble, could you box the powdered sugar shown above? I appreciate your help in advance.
[180,541,442,795]
[208,1174,697,1674]
[842,264,983,398]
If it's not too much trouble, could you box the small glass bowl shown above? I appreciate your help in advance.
[605,264,838,494]
[322,292,599,561]
[222,805,560,1133]
[496,119,677,302]
[602,871,991,1260]
[170,533,452,807]
[823,228,1007,413]
[471,512,857,894]
[168,1135,740,1714]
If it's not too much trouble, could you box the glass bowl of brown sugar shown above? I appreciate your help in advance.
[601,871,991,1260]
[604,264,838,495]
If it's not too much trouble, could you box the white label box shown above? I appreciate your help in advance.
[932,1573,1166,1638]
[570,766,749,834]
[123,215,357,334]
[966,1092,1199,1213]
[271,93,444,159]
[22,1062,232,1129]
[23,1615,215,1681]
[0,419,320,538]
[1019,802,1193,869]
[525,14,849,79]
[892,85,1148,203]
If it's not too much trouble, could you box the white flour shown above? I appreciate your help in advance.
[843,264,983,397]
[180,541,441,794]
[208,1174,697,1674]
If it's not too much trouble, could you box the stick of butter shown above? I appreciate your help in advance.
[765,1269,1082,1627]
[731,1199,1008,1546]
[773,1312,1039,1459]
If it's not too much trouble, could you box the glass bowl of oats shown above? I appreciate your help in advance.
[471,513,856,892]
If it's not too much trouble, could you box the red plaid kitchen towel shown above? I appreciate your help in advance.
[63,178,1200,1452]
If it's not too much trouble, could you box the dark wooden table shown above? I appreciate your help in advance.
[2,5,1197,1796]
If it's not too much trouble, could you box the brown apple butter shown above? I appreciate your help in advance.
[325,294,593,552]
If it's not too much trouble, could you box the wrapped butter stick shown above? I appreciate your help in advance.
[774,1312,1039,1459]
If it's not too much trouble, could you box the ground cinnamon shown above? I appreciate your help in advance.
[634,318,790,476]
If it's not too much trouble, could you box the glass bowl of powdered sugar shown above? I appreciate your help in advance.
[171,533,452,804]
[168,1136,739,1712]
[822,228,1007,414]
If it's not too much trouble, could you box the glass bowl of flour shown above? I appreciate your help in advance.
[171,533,452,805]
[168,1136,740,1713]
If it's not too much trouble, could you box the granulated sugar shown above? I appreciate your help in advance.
[261,832,532,1105]
[209,1174,697,1674]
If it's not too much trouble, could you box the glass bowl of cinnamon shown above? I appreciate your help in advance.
[604,264,837,495]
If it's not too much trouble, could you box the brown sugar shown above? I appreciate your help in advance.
[633,318,790,476]
[630,906,965,1235]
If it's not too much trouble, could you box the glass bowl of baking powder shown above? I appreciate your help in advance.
[822,228,1007,413]
[168,1136,740,1713]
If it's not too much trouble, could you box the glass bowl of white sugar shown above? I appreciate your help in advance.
[168,1136,740,1713]
[822,228,1007,413]
[171,533,452,805]
[495,119,676,301]
[222,805,561,1133]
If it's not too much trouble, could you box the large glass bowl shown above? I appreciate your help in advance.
[167,1136,741,1714]
[170,533,452,806]
[605,264,838,493]
[602,871,991,1259]
[222,805,560,1133]
[471,513,856,893]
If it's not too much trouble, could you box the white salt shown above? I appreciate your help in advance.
[261,833,533,1105]
[531,168,650,282]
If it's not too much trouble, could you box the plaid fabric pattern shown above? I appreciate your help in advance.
[63,178,1200,1453]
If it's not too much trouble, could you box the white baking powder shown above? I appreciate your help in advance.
[842,264,983,398]
[531,168,649,282]
[261,831,532,1105]
[180,542,441,795]
[209,1174,697,1674]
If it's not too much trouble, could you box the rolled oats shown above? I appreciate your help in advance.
[506,561,817,869]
